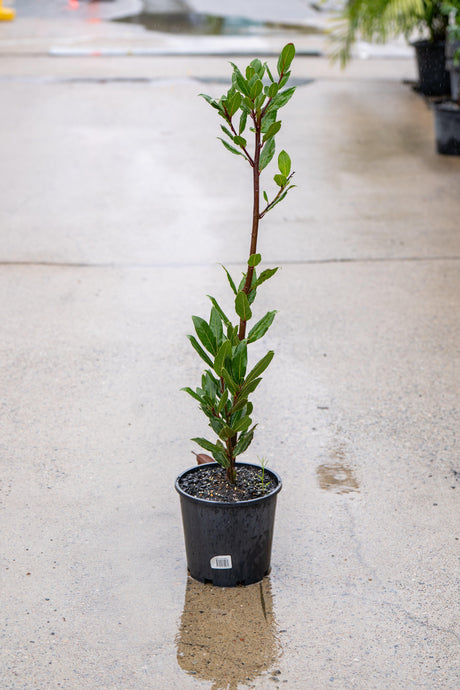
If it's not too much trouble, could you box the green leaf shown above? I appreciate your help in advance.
[247,311,277,343]
[259,138,276,171]
[218,137,244,157]
[220,124,235,140]
[214,339,232,376]
[268,82,279,98]
[199,93,220,110]
[234,135,247,147]
[231,340,248,383]
[217,388,228,414]
[250,78,263,100]
[272,86,296,110]
[207,295,231,327]
[234,427,256,456]
[238,376,262,399]
[235,291,252,321]
[181,386,203,403]
[263,120,282,142]
[248,253,261,267]
[209,307,223,348]
[192,437,220,455]
[219,425,236,441]
[253,267,279,289]
[261,109,277,132]
[221,367,239,395]
[274,173,287,188]
[187,335,214,367]
[265,63,275,82]
[221,264,237,295]
[246,350,274,383]
[239,110,248,134]
[277,43,296,76]
[231,416,252,435]
[192,316,217,355]
[278,150,291,176]
[230,395,249,414]
[263,190,269,203]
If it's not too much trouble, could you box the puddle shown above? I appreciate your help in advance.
[176,576,280,685]
[112,11,322,36]
[317,463,360,494]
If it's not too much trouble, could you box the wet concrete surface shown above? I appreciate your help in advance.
[1,5,460,690]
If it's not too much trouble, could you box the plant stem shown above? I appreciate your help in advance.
[238,116,261,341]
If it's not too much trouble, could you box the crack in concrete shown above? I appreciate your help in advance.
[0,256,458,270]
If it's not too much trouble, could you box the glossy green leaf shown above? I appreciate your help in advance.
[181,387,203,403]
[207,295,231,327]
[273,86,296,110]
[238,376,262,399]
[235,291,252,321]
[192,316,217,355]
[232,415,252,433]
[247,310,277,343]
[239,110,248,134]
[199,93,220,110]
[277,42,296,76]
[246,350,274,383]
[274,173,286,187]
[187,335,214,367]
[234,135,247,147]
[218,137,244,157]
[209,307,223,347]
[231,340,248,383]
[263,120,282,142]
[234,427,256,456]
[259,138,276,171]
[214,339,232,376]
[253,267,279,289]
[217,388,228,413]
[248,253,261,267]
[221,264,237,295]
[278,150,291,176]
[221,367,239,395]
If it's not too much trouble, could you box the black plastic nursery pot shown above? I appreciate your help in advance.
[413,40,451,96]
[175,462,282,587]
[433,101,460,155]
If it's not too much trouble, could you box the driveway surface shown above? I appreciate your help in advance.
[0,2,459,688]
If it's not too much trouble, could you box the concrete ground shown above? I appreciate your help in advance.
[0,3,459,689]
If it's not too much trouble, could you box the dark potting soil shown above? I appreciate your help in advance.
[178,465,278,503]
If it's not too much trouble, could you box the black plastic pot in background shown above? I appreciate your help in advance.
[175,462,282,587]
[413,40,451,96]
[446,39,460,102]
[433,102,460,155]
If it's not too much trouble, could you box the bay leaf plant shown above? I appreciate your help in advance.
[183,43,296,485]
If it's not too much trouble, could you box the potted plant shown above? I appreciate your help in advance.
[328,0,450,95]
[175,44,297,587]
[432,1,460,153]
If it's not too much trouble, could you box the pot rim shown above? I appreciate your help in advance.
[175,461,282,507]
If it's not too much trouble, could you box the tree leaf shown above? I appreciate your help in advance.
[278,150,291,176]
[253,267,279,289]
[192,316,217,355]
[214,339,232,376]
[231,340,248,383]
[221,367,239,395]
[235,291,252,320]
[272,86,296,110]
[234,426,256,456]
[187,334,214,367]
[218,137,244,157]
[247,311,277,343]
[207,295,231,327]
[234,135,247,147]
[277,42,296,76]
[221,264,237,295]
[239,110,248,134]
[259,138,276,171]
[209,307,224,349]
[248,253,261,267]
[199,93,220,110]
[274,173,286,187]
[263,120,282,142]
[246,350,274,383]
[238,376,262,399]
[181,386,203,403]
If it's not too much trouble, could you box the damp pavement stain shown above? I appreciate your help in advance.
[176,576,282,686]
[317,463,360,494]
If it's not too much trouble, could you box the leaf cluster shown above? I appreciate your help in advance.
[183,262,278,468]
[200,43,296,214]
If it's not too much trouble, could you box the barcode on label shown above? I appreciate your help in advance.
[210,555,232,570]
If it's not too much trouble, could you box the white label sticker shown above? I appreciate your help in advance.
[210,555,232,570]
